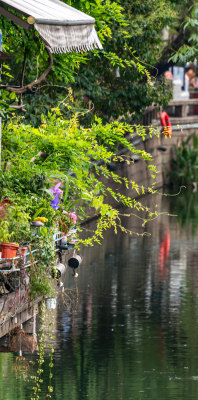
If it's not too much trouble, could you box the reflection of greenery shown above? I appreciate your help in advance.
[49,304,198,400]
[31,301,54,400]
[169,189,198,234]
[3,230,198,399]
[0,353,29,399]
[169,133,198,187]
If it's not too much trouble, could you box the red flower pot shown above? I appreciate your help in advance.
[19,246,28,256]
[1,242,19,259]
[19,246,29,263]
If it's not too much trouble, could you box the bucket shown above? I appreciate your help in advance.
[1,242,19,259]
[51,263,66,279]
[46,297,57,310]
[68,255,82,269]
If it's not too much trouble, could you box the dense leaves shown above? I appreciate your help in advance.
[171,2,198,64]
[0,110,160,246]
[0,0,179,125]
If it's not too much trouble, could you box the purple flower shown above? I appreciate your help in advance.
[49,183,63,210]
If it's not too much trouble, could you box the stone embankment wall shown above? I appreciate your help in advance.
[84,120,198,220]
[111,124,198,198]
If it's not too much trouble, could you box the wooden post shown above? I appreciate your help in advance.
[182,103,188,118]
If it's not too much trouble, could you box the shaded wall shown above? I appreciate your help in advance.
[100,125,198,204]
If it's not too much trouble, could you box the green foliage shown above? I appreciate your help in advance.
[0,0,129,125]
[0,0,175,126]
[1,110,160,249]
[6,205,32,244]
[28,227,56,301]
[71,0,175,124]
[170,1,198,63]
[0,205,31,245]
[0,91,15,122]
[0,107,162,298]
[121,0,177,63]
[31,301,55,400]
[0,220,10,243]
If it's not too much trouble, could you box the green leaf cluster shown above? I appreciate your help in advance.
[0,0,175,126]
[1,110,160,248]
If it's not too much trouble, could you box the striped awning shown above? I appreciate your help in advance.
[0,0,102,53]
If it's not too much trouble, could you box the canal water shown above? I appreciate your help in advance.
[1,190,198,400]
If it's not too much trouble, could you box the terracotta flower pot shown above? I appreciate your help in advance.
[1,242,19,259]
[18,245,29,263]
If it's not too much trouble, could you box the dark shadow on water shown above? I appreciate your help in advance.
[2,191,198,399]
[169,186,198,234]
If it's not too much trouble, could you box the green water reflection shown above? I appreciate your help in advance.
[169,188,198,233]
[1,191,198,400]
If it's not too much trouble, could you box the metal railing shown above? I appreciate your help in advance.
[0,229,77,273]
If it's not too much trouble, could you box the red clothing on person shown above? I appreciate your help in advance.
[159,111,172,136]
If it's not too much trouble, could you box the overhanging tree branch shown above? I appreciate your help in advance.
[0,44,53,94]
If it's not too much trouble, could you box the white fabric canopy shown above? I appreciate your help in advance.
[0,0,103,53]
[35,23,103,53]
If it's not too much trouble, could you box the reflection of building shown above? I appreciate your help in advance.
[169,254,187,315]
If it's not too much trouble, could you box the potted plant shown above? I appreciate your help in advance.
[8,206,31,240]
[0,206,32,260]
[0,220,19,259]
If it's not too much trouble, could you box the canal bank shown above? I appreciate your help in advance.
[110,108,198,200]
[0,98,197,342]
[0,189,197,400]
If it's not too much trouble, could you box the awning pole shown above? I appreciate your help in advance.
[34,18,95,25]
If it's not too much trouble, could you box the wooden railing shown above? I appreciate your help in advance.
[140,98,198,127]
[142,106,158,126]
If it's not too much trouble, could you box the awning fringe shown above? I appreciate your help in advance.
[35,23,102,54]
